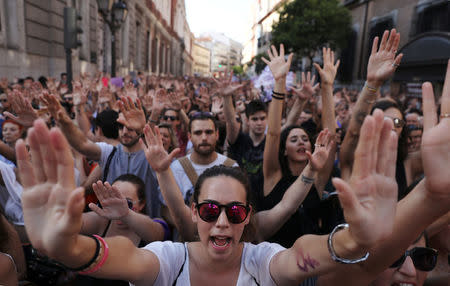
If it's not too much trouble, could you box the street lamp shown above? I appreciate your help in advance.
[97,0,128,77]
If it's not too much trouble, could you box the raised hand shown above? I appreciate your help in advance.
[5,90,38,127]
[140,124,180,173]
[332,109,399,248]
[291,71,319,101]
[117,96,146,132]
[262,44,293,81]
[152,88,168,113]
[367,29,403,87]
[41,91,64,120]
[16,119,85,256]
[420,59,450,202]
[88,181,129,220]
[313,47,340,86]
[306,129,334,172]
[167,91,182,111]
[213,71,244,97]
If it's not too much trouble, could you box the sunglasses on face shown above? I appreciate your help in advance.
[390,247,438,271]
[0,99,8,103]
[196,201,250,224]
[189,111,215,120]
[385,116,405,128]
[162,115,179,121]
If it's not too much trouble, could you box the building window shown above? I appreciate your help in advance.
[414,0,450,35]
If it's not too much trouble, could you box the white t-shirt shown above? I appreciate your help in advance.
[135,241,285,286]
[168,153,238,205]
[0,161,23,225]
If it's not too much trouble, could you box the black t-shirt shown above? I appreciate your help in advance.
[261,175,321,248]
[228,132,266,210]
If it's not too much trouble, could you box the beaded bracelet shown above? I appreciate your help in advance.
[79,235,110,274]
[364,82,378,94]
[66,235,100,271]
[328,223,369,264]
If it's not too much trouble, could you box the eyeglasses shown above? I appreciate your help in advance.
[161,115,179,121]
[385,116,405,128]
[196,201,250,224]
[389,247,438,271]
[0,99,8,102]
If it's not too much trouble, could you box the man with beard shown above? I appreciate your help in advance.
[53,105,160,218]
[169,113,237,205]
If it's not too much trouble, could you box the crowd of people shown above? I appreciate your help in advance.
[0,28,449,286]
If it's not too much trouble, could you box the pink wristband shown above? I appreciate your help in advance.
[79,235,109,274]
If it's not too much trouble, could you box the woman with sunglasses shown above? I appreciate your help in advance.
[16,112,407,285]
[75,174,167,286]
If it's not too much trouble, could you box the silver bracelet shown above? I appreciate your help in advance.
[327,223,369,264]
[301,174,314,184]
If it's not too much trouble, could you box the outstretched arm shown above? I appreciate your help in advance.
[16,119,159,282]
[42,93,101,161]
[87,181,165,242]
[141,125,197,241]
[340,29,402,180]
[214,71,244,144]
[255,129,333,240]
[317,60,450,286]
[271,109,399,285]
[262,44,294,196]
[282,71,319,130]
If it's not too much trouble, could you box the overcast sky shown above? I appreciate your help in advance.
[185,0,253,44]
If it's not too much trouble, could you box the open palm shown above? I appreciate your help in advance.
[262,44,293,81]
[333,110,398,248]
[16,120,85,255]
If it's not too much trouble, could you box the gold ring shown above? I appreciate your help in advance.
[440,113,450,119]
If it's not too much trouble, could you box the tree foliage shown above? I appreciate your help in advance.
[272,0,352,59]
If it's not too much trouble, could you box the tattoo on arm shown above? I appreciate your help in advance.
[297,249,320,272]
[301,175,314,185]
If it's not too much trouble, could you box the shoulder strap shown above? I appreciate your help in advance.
[178,156,198,186]
[223,157,236,167]
[172,243,187,286]
[102,146,117,182]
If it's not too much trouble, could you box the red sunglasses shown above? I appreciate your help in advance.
[196,201,250,224]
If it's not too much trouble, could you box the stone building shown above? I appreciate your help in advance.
[196,32,243,76]
[0,0,192,80]
[192,42,210,77]
[340,0,449,85]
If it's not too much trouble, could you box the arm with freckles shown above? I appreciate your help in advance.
[140,124,197,241]
[270,109,401,284]
[255,129,333,240]
[262,44,293,197]
[16,119,160,283]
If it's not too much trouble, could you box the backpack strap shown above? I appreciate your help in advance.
[102,146,117,182]
[222,157,236,167]
[178,156,198,186]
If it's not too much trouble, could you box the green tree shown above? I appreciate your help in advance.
[232,65,244,76]
[272,0,352,65]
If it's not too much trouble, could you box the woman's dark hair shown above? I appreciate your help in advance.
[192,165,256,242]
[279,125,313,177]
[113,174,146,212]
[371,99,408,163]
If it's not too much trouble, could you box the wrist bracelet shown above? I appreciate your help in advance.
[272,94,285,100]
[66,235,100,271]
[79,235,110,274]
[301,174,315,184]
[153,219,172,241]
[328,223,369,264]
[272,90,286,97]
[364,82,378,94]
